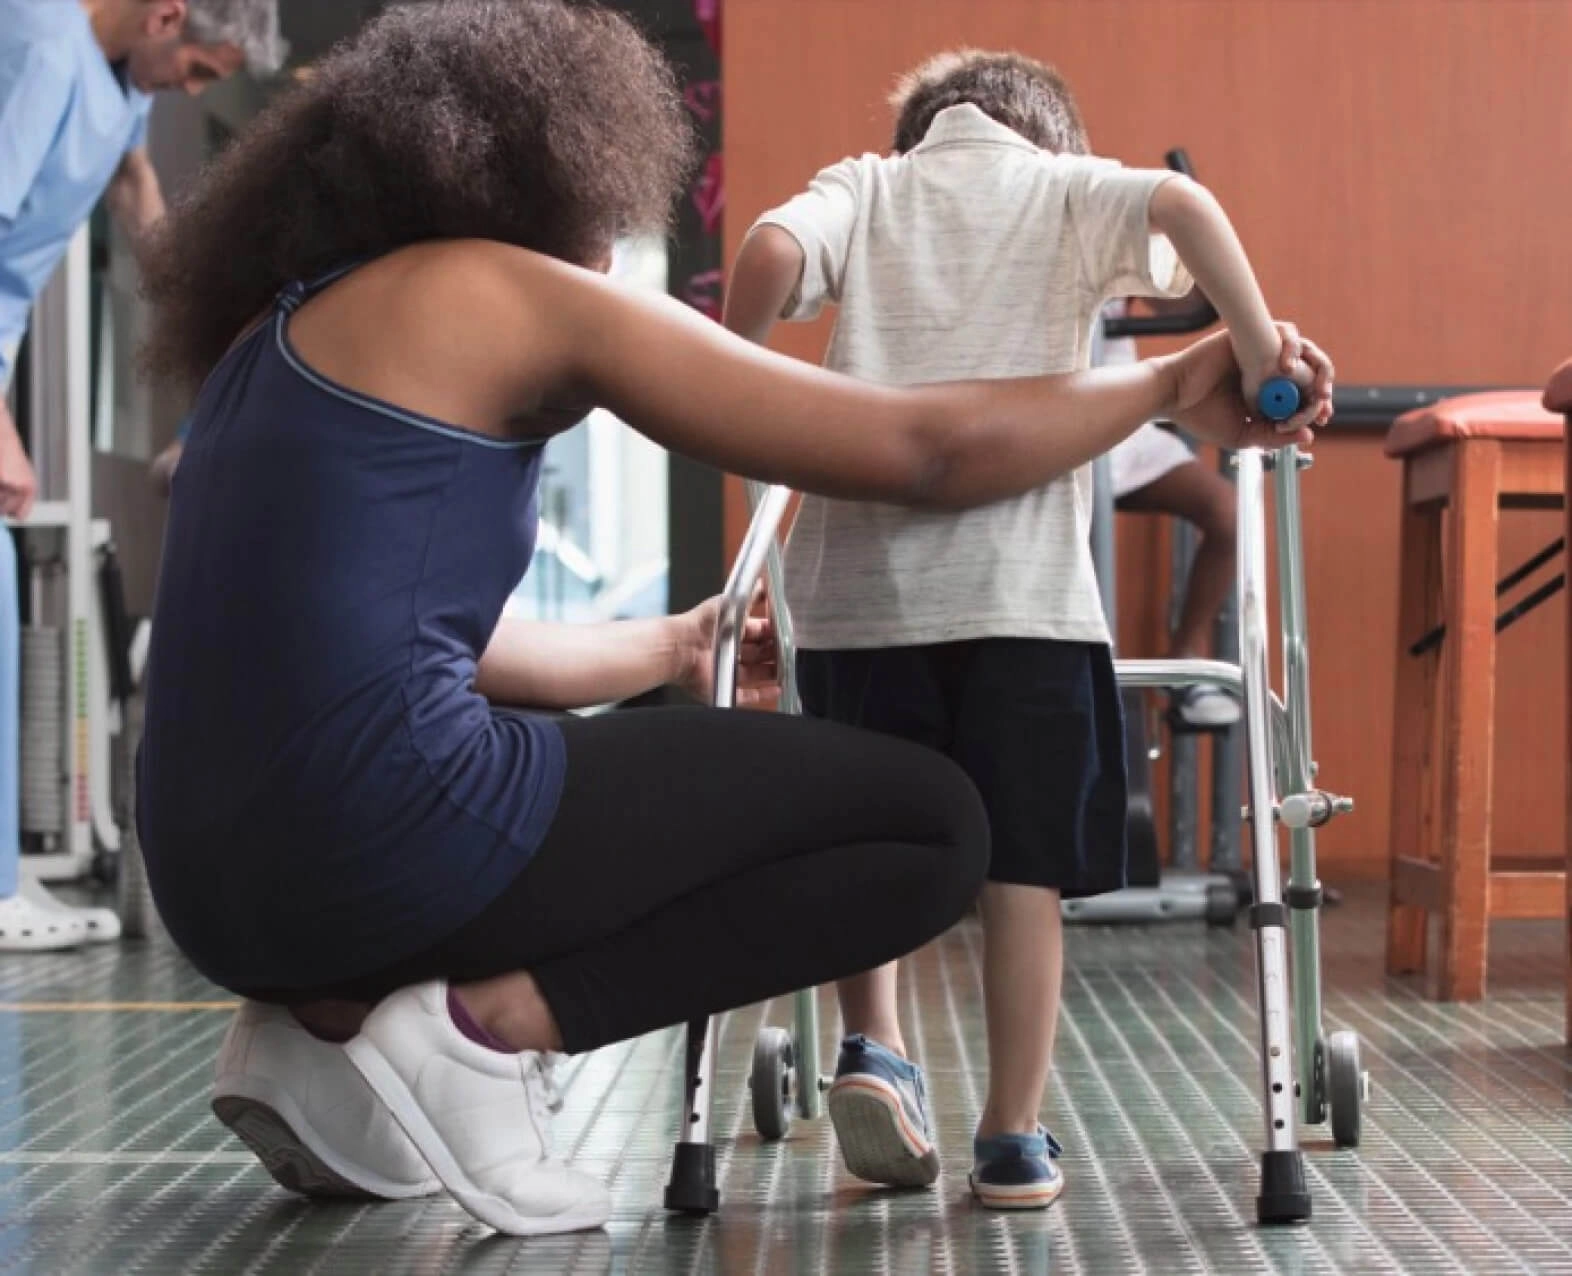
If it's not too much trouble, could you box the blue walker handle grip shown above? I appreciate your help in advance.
[1256,377,1301,424]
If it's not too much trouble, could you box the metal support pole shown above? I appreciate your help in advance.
[1275,451,1327,1126]
[744,480,823,1122]
[1211,448,1244,874]
[1168,510,1200,872]
[665,482,793,1215]
[1236,448,1309,1223]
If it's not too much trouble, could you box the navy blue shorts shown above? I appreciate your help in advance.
[797,639,1128,896]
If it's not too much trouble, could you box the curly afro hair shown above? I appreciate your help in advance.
[889,49,1088,157]
[143,0,696,392]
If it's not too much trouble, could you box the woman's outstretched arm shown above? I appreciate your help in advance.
[497,248,1331,512]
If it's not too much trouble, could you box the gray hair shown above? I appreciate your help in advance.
[186,0,289,76]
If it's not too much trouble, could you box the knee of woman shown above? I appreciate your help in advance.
[911,757,991,906]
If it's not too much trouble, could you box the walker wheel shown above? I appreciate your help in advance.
[750,1026,795,1141]
[1205,880,1239,927]
[1327,1030,1366,1148]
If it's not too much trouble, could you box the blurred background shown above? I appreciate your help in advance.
[70,0,1572,883]
[720,0,1571,885]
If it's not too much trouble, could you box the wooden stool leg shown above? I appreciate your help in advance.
[1438,442,1499,1001]
[1387,495,1442,974]
[1566,438,1571,1045]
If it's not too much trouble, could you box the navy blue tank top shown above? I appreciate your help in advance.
[138,265,566,991]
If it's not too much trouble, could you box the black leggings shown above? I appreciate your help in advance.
[279,707,989,1054]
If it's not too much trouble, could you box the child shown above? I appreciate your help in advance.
[1099,296,1241,728]
[724,49,1308,1208]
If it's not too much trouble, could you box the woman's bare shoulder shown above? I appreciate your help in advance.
[377,240,591,305]
[285,241,607,436]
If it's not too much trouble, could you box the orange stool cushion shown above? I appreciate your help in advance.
[1544,359,1572,416]
[1384,391,1563,458]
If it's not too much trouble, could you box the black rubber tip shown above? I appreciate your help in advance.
[663,1142,719,1215]
[1257,1150,1312,1224]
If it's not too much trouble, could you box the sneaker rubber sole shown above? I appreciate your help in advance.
[213,1069,440,1200]
[345,1035,610,1235]
[968,1169,1065,1210]
[213,1093,384,1199]
[826,1074,940,1188]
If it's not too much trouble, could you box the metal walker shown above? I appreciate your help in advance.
[664,428,1369,1224]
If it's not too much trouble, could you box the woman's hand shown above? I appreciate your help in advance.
[674,591,781,706]
[1163,324,1334,451]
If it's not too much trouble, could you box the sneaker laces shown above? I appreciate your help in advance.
[519,1053,562,1159]
[537,1051,566,1114]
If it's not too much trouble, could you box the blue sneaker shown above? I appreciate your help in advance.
[825,1035,940,1187]
[969,1125,1064,1209]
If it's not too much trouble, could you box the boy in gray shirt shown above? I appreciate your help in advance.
[725,49,1312,1208]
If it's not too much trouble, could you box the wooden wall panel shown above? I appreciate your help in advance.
[723,0,1572,877]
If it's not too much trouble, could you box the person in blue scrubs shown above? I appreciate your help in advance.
[0,0,284,950]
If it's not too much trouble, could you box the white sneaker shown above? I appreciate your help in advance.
[212,1001,441,1200]
[0,891,86,951]
[18,874,121,943]
[345,981,611,1236]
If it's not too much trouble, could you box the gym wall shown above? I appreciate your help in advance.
[722,0,1572,878]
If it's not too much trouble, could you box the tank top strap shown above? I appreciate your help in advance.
[275,260,368,315]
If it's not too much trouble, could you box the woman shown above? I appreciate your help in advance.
[138,0,1331,1238]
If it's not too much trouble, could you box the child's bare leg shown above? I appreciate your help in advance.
[829,957,935,1187]
[837,960,906,1056]
[976,881,1063,1138]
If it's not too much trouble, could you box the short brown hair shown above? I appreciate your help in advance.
[889,49,1088,156]
[143,0,695,393]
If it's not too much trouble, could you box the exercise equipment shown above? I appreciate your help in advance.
[1074,147,1244,925]
[1077,433,1244,925]
[665,378,1369,1224]
[7,226,145,931]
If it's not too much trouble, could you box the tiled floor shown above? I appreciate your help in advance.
[0,886,1568,1274]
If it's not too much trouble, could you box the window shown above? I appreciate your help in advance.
[510,237,670,622]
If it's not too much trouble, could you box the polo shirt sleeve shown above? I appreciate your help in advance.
[751,157,864,321]
[1064,159,1192,302]
[0,40,74,225]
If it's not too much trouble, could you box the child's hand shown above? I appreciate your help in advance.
[1163,324,1334,451]
[1241,332,1315,430]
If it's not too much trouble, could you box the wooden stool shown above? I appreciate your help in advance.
[1544,361,1572,1039]
[1384,392,1565,1001]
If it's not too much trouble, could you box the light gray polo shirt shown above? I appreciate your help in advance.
[756,103,1189,649]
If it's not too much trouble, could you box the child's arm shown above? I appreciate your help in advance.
[724,158,860,347]
[722,225,804,345]
[1147,177,1299,405]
